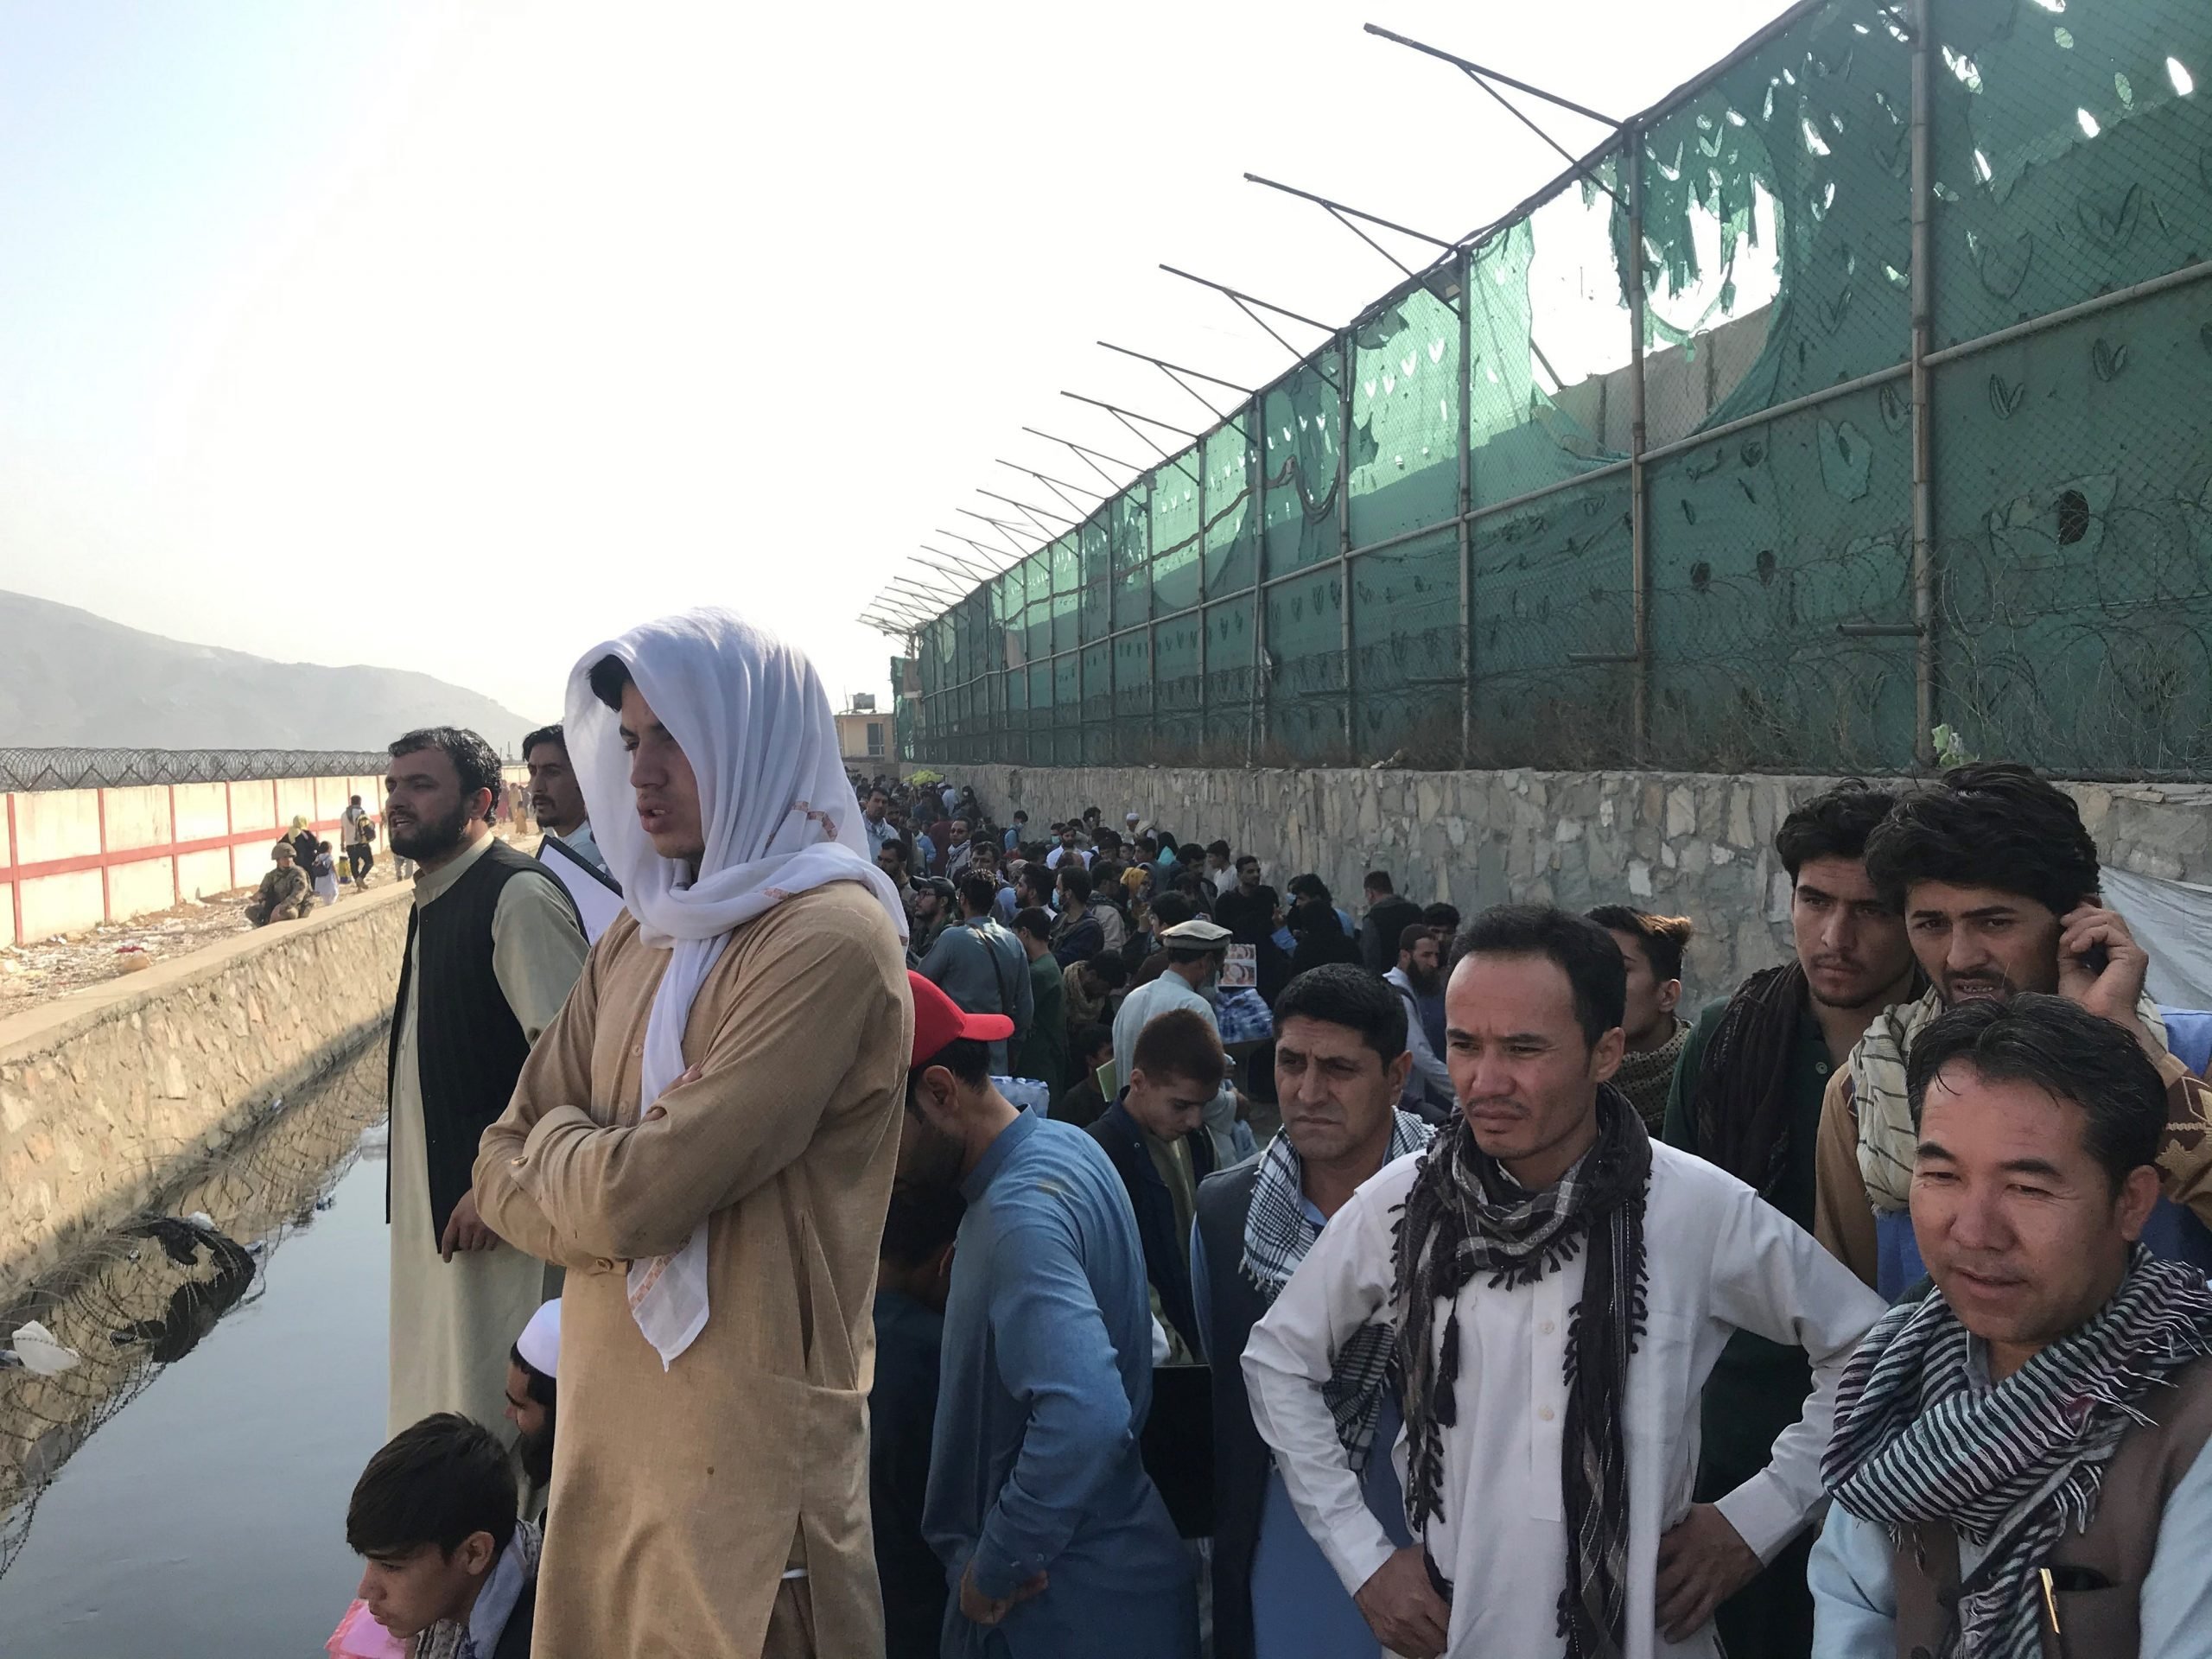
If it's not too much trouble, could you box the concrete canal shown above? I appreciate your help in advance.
[0,1037,391,1657]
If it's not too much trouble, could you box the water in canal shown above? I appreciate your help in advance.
[0,1037,393,1658]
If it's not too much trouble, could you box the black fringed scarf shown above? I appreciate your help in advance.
[1694,961,1809,1197]
[1394,1087,1651,1659]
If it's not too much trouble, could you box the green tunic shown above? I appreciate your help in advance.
[1012,950,1070,1091]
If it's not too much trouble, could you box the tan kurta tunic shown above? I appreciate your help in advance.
[474,881,912,1659]
[389,831,588,1436]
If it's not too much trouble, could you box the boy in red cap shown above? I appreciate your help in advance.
[896,973,1198,1658]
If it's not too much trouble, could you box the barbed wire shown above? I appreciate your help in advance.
[0,749,393,793]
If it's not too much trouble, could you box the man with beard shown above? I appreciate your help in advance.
[1216,858,1288,1001]
[474,612,911,1657]
[505,1298,560,1508]
[1356,872,1423,977]
[524,724,607,874]
[1243,906,1884,1658]
[1383,925,1454,1122]
[382,727,586,1440]
[1191,964,1433,1659]
[907,876,957,966]
[901,975,1198,1658]
[945,819,977,880]
[1045,823,1090,873]
[1662,781,1916,1659]
[1812,764,2212,1296]
[862,789,899,861]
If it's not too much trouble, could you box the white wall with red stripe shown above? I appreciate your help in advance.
[0,765,530,945]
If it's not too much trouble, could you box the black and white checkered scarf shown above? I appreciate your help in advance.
[1242,1109,1435,1471]
[1825,1246,2212,1659]
[1394,1087,1650,1659]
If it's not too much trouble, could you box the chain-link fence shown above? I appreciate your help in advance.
[0,1036,388,1580]
[902,0,2212,780]
[0,750,396,793]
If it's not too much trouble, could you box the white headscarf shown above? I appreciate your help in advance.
[564,607,907,1368]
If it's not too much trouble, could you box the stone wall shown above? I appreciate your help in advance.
[963,764,2212,1007]
[0,882,411,1303]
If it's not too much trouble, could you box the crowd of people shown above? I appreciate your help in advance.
[331,604,2212,1659]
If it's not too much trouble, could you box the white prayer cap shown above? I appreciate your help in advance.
[516,1299,561,1378]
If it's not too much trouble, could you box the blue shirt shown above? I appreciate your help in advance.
[923,1111,1198,1658]
[915,916,1034,1072]
[1192,1204,1412,1659]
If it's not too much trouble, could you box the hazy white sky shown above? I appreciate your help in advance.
[0,0,1791,728]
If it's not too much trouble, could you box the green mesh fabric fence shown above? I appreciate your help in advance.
[903,0,2212,777]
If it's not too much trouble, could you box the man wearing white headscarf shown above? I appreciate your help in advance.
[475,609,913,1659]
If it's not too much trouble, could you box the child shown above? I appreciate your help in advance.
[339,1413,539,1658]
[313,840,341,907]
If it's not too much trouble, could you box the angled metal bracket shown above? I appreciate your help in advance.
[1364,23,1627,209]
[1243,172,1461,303]
[1158,264,1342,389]
[1096,341,1253,426]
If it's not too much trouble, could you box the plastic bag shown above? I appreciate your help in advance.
[327,1599,406,1657]
[10,1321,81,1376]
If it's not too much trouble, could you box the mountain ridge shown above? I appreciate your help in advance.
[0,590,536,753]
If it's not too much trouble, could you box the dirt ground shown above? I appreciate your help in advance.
[0,873,397,1016]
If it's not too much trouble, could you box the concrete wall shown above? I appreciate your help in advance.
[963,764,2212,1007]
[0,881,412,1303]
[0,771,392,948]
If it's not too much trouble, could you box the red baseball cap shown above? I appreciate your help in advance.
[908,971,1014,1070]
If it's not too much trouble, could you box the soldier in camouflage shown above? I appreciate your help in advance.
[247,841,314,925]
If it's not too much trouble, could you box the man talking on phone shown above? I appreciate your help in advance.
[1811,763,2212,1296]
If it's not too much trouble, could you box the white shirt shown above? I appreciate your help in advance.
[1243,1141,1886,1659]
[1384,965,1453,1113]
[1112,971,1249,1167]
[1112,969,1217,1086]
[1045,844,1092,871]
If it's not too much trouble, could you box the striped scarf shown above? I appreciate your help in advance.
[1825,1249,2212,1659]
[1854,990,2170,1211]
[1395,1088,1650,1659]
[1241,1110,1435,1471]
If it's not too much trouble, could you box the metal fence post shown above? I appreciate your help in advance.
[1196,444,1209,747]
[1251,402,1268,764]
[1626,132,1652,763]
[1909,0,1938,769]
[1458,245,1476,766]
[1146,474,1158,760]
[1338,341,1356,757]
